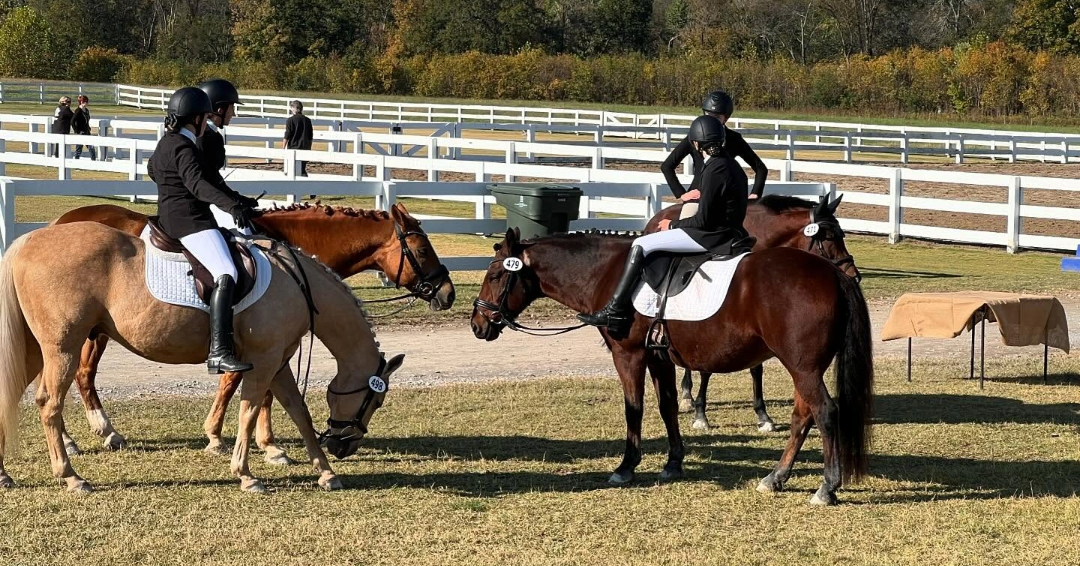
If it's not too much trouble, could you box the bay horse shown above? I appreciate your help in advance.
[471,229,873,505]
[645,195,859,432]
[51,202,454,463]
[0,222,403,492]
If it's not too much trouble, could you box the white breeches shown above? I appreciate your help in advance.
[180,229,237,280]
[633,229,706,256]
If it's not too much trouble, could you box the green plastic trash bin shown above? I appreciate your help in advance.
[489,183,584,239]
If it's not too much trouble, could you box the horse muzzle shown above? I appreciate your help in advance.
[323,436,361,459]
[429,280,456,311]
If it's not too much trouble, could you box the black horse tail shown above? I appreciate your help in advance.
[834,270,874,482]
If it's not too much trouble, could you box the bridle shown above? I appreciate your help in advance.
[319,356,388,445]
[805,210,860,283]
[365,221,451,305]
[472,257,586,336]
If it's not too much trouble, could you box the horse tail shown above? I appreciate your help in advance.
[0,236,30,458]
[834,270,874,482]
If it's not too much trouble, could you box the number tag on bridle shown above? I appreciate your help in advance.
[803,223,820,237]
[368,375,387,394]
[502,257,524,272]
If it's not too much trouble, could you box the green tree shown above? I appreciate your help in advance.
[0,6,60,78]
[392,0,554,56]
[1008,0,1080,54]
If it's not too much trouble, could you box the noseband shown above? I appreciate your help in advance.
[473,257,585,336]
[319,357,388,444]
[368,221,450,305]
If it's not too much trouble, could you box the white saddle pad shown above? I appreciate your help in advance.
[632,253,750,321]
[141,226,272,314]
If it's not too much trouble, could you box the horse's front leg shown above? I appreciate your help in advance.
[68,335,126,454]
[750,364,776,432]
[609,341,647,486]
[204,371,242,455]
[231,367,273,493]
[646,355,684,481]
[678,368,695,413]
[268,366,340,490]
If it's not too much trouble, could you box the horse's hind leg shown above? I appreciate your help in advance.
[69,335,126,453]
[805,380,841,506]
[268,366,339,490]
[204,371,242,455]
[691,372,712,430]
[255,390,295,466]
[750,364,776,432]
[37,349,91,492]
[646,355,684,481]
[757,396,812,495]
[678,368,695,413]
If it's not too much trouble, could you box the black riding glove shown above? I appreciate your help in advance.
[232,206,256,231]
[239,195,260,209]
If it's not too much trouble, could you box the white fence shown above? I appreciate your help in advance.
[2,115,1080,254]
[110,83,1080,164]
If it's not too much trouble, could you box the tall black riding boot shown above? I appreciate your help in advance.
[577,245,645,337]
[207,275,254,374]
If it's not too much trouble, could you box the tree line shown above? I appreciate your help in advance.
[2,1,1080,119]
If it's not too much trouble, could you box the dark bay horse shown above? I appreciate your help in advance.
[471,229,873,505]
[645,195,860,432]
[51,202,455,461]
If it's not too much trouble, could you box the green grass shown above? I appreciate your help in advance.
[2,356,1080,565]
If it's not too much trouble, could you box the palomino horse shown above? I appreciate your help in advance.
[645,195,860,431]
[0,222,403,492]
[472,229,873,505]
[52,202,454,462]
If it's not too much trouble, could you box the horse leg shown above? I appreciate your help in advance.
[756,396,812,495]
[647,355,685,481]
[678,368,695,413]
[806,381,841,506]
[37,350,91,492]
[204,371,242,455]
[691,372,712,430]
[751,364,776,432]
[72,335,126,452]
[268,367,340,490]
[256,390,295,466]
[230,368,273,493]
[610,345,647,486]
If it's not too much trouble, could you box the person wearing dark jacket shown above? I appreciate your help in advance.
[578,115,748,333]
[50,96,73,157]
[660,91,768,216]
[148,86,259,374]
[283,100,314,177]
[197,79,255,225]
[72,95,96,160]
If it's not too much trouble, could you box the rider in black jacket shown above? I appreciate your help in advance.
[148,87,259,374]
[578,115,749,335]
[660,91,768,208]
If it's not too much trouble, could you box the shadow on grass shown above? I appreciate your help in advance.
[858,267,964,280]
[874,391,1080,425]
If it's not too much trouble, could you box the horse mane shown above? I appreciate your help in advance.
[258,202,391,221]
[279,240,375,335]
[756,195,816,213]
[520,229,640,245]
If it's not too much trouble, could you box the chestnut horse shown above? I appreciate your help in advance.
[645,195,859,432]
[0,223,403,492]
[52,202,455,462]
[471,229,873,505]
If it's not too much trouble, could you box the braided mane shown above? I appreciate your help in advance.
[258,202,390,221]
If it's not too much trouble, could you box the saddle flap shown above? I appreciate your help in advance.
[641,236,756,298]
[146,216,185,254]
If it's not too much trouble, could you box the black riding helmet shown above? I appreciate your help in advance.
[701,90,734,118]
[166,87,212,130]
[688,115,726,148]
[198,78,242,113]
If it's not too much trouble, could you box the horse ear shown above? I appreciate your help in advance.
[392,202,411,216]
[504,228,518,251]
[828,193,844,212]
[381,353,405,381]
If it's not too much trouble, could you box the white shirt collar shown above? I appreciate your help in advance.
[205,121,219,133]
[178,128,197,144]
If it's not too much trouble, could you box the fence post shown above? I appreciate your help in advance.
[326,122,338,153]
[1009,138,1016,163]
[376,181,396,213]
[843,133,852,163]
[353,132,365,180]
[786,133,794,160]
[128,140,139,181]
[900,135,909,164]
[504,141,516,183]
[592,146,603,171]
[114,84,120,105]
[39,83,44,104]
[0,126,5,176]
[955,135,965,164]
[525,125,536,161]
[58,136,70,181]
[0,180,13,252]
[888,168,903,244]
[1060,139,1068,164]
[1006,176,1022,253]
[377,154,391,182]
[428,138,439,182]
[0,82,4,104]
[97,118,108,161]
[647,183,663,217]
[779,160,792,182]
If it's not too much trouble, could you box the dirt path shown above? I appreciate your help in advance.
[83,299,1080,399]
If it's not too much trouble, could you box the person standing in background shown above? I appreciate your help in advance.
[50,96,73,157]
[71,95,97,160]
[282,100,313,177]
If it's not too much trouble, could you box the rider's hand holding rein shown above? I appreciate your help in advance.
[658,219,672,231]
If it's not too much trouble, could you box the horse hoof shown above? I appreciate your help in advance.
[608,470,635,486]
[0,474,14,488]
[659,467,684,482]
[103,432,127,451]
[810,491,838,506]
[678,399,695,413]
[64,442,83,456]
[204,443,230,457]
[67,480,93,494]
[319,475,342,491]
[691,418,711,430]
[264,453,296,466]
[757,421,777,433]
[241,479,267,494]
[756,477,781,493]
